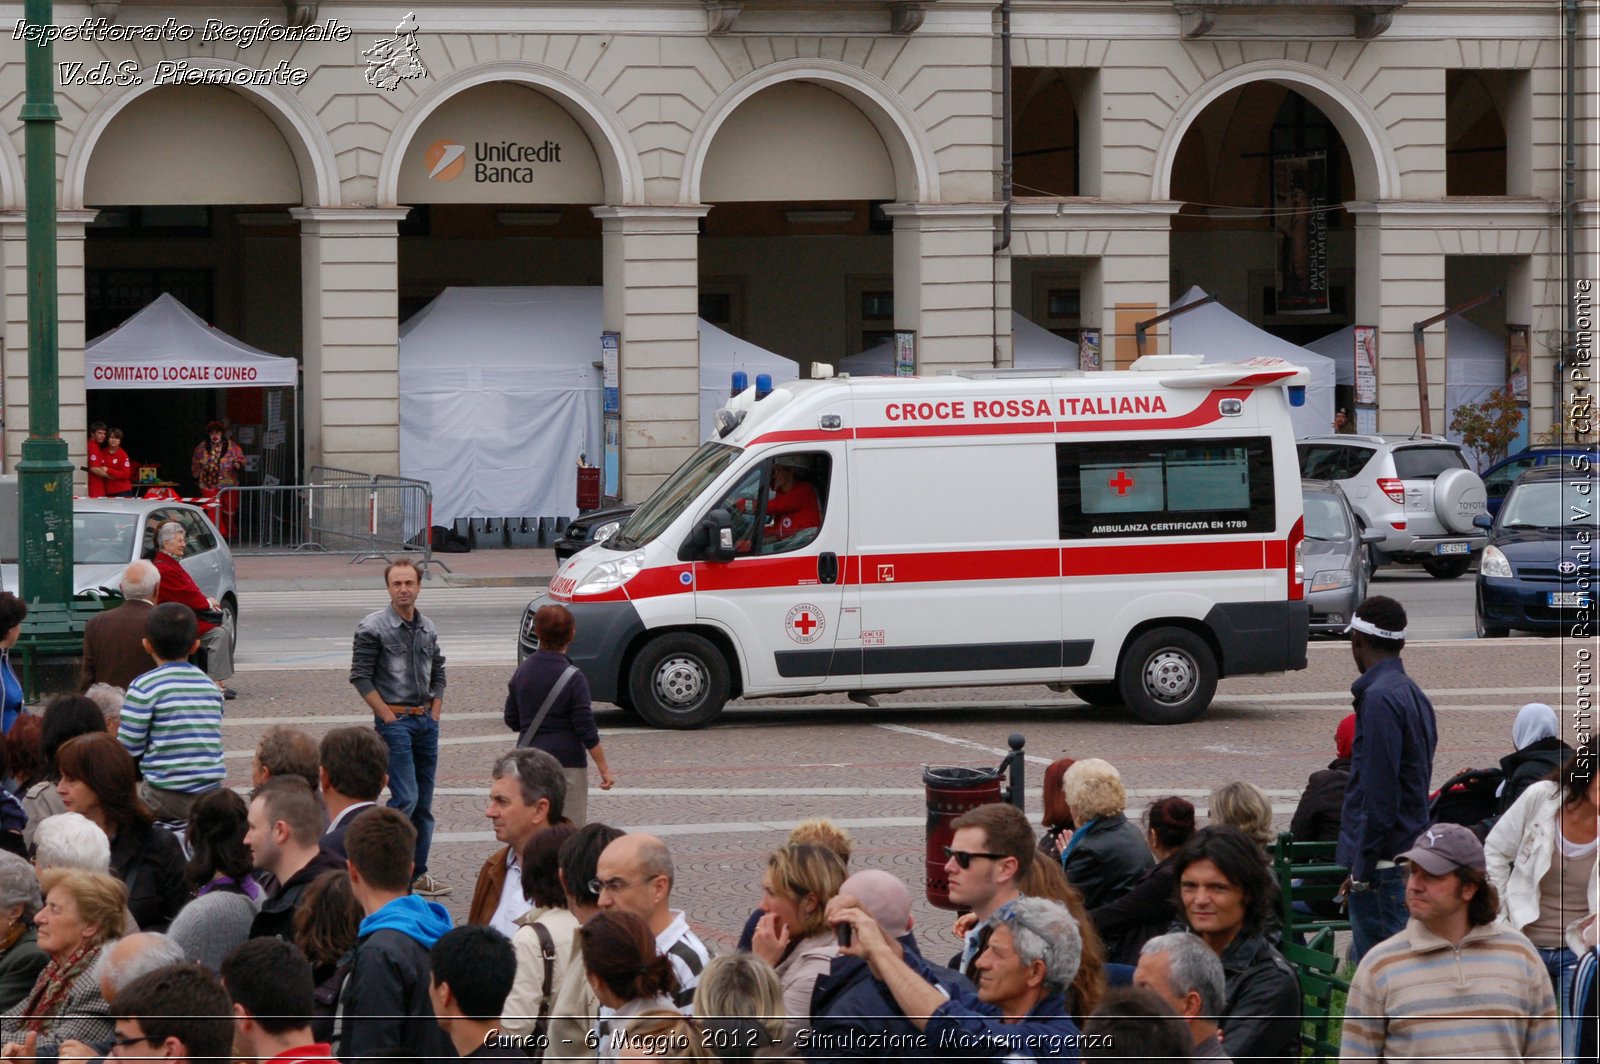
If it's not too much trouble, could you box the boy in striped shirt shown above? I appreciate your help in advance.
[119,602,226,824]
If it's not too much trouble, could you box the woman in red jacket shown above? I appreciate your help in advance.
[151,521,236,699]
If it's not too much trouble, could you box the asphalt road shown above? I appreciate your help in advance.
[234,562,1482,671]
[220,561,1587,954]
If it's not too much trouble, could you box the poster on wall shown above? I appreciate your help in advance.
[1272,153,1330,314]
[1354,325,1379,433]
[894,331,916,377]
[1506,324,1530,402]
[601,331,620,415]
[1353,326,1379,405]
[602,415,620,500]
[1078,330,1102,372]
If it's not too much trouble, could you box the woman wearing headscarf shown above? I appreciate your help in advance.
[1497,702,1574,814]
[1290,714,1355,845]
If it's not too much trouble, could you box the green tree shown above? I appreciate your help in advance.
[1448,388,1525,470]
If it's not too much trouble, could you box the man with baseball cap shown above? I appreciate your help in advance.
[1337,594,1438,964]
[1340,823,1558,1062]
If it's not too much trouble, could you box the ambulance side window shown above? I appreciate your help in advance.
[1056,437,1275,539]
[709,453,831,557]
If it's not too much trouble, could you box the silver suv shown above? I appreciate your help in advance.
[1297,435,1488,579]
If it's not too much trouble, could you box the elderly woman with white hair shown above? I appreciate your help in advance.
[150,520,235,698]
[1059,758,1154,910]
[0,852,44,1011]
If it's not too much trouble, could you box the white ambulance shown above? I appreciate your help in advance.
[522,355,1312,728]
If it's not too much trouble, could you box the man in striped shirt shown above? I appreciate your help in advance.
[593,834,713,1011]
[1340,822,1559,1062]
[119,602,225,825]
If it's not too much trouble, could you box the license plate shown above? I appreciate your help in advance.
[1434,542,1470,555]
[1549,592,1591,608]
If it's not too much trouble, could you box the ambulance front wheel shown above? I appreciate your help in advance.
[1117,628,1218,725]
[628,633,730,729]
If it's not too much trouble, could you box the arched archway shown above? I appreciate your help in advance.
[1153,61,1397,203]
[680,59,939,205]
[378,62,643,207]
[62,62,338,209]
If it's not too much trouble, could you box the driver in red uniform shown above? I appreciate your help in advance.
[761,458,821,543]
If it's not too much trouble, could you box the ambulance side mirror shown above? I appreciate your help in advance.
[680,508,737,563]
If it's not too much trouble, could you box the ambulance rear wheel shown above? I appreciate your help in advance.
[628,633,729,730]
[1118,628,1217,725]
[1068,683,1123,708]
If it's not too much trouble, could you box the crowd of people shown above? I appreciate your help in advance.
[0,560,1588,1061]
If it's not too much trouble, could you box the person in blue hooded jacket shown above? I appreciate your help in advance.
[828,895,1082,1063]
[337,807,456,1063]
[0,594,26,738]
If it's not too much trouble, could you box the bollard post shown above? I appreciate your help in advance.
[1002,733,1025,809]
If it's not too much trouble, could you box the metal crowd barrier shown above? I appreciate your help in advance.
[218,466,442,572]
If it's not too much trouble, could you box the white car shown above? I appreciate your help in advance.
[1,499,239,649]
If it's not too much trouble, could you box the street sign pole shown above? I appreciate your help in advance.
[18,0,74,610]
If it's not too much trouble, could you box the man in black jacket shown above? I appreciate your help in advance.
[1337,595,1437,964]
[1174,826,1300,1064]
[806,869,972,1062]
[338,807,455,1062]
[246,777,345,941]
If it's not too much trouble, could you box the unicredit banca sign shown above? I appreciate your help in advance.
[426,138,564,183]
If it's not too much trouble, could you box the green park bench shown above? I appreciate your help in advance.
[15,595,122,700]
[1273,830,1351,939]
[1282,926,1351,1064]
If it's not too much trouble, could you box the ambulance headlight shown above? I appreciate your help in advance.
[574,549,645,595]
[1310,568,1354,593]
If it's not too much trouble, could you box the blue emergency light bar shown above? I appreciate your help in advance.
[756,374,772,399]
[1288,386,1306,407]
[731,371,748,397]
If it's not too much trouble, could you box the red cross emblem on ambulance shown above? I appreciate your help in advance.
[1108,470,1135,496]
[785,603,825,644]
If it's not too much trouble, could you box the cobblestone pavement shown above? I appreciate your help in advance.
[204,633,1589,959]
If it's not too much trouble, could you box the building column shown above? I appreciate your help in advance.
[291,207,409,477]
[0,209,95,481]
[1351,204,1446,434]
[884,204,1009,373]
[593,205,708,502]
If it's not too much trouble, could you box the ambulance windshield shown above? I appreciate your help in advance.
[608,442,743,549]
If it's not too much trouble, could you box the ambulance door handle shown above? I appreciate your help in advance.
[818,552,839,585]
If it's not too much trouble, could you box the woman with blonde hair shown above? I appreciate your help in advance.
[690,953,785,1059]
[0,870,125,1054]
[616,1010,717,1062]
[750,843,846,1025]
[1208,781,1276,853]
[737,820,850,952]
[1059,759,1153,909]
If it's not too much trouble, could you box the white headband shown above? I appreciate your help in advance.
[1346,615,1407,640]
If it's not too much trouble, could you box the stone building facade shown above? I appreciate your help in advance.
[0,0,1593,499]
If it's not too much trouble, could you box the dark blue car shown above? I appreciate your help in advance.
[1481,447,1600,517]
[1474,461,1598,638]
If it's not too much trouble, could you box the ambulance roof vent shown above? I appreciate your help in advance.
[950,368,1085,380]
[1130,354,1207,372]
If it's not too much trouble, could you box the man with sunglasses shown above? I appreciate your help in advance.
[829,896,1083,1061]
[108,963,233,1061]
[593,833,712,1011]
[944,804,1035,976]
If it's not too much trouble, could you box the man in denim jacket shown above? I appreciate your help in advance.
[350,559,450,896]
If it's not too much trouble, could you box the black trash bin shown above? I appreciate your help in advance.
[923,765,1003,910]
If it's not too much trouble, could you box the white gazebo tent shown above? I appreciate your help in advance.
[1168,286,1337,439]
[398,287,799,522]
[84,293,301,483]
[840,312,1078,375]
[1306,316,1507,448]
